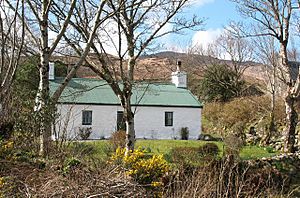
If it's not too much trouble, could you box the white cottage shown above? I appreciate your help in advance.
[50,63,203,140]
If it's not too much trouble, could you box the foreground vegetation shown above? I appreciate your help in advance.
[83,140,279,160]
[1,137,300,197]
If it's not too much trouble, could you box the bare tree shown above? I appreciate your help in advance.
[6,0,110,156]
[216,28,254,81]
[254,35,280,144]
[0,0,25,128]
[232,0,299,152]
[62,0,203,153]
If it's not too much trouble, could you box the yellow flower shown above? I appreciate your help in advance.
[151,181,163,187]
[0,177,5,188]
[2,141,13,150]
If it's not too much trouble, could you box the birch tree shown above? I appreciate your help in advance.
[0,0,25,129]
[232,0,298,152]
[6,0,110,156]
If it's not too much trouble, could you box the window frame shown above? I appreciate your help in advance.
[165,111,173,127]
[82,110,92,125]
[117,111,126,131]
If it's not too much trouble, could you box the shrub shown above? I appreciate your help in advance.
[198,143,219,157]
[63,157,81,174]
[110,147,169,186]
[224,134,244,158]
[71,142,96,157]
[180,127,189,140]
[110,130,126,150]
[202,96,285,138]
[168,145,219,169]
[78,127,92,140]
[168,147,200,166]
[199,64,245,102]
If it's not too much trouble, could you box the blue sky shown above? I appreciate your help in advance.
[163,0,241,51]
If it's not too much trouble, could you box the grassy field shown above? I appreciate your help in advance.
[82,140,279,160]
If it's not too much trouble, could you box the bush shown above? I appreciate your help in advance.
[78,127,92,140]
[63,157,81,174]
[198,143,219,157]
[224,134,244,158]
[180,127,189,140]
[110,147,169,186]
[110,130,126,150]
[168,147,200,166]
[168,144,219,168]
[199,64,245,102]
[202,96,285,138]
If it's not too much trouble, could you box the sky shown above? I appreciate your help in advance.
[162,0,241,52]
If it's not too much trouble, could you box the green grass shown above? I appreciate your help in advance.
[240,145,278,160]
[83,140,279,160]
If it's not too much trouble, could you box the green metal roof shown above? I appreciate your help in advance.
[50,78,203,108]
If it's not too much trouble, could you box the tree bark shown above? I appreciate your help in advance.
[124,96,135,154]
[34,0,51,156]
[283,94,298,153]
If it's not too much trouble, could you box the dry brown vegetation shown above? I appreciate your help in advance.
[0,159,147,197]
[202,95,286,138]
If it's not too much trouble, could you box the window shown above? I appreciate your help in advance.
[165,112,173,126]
[117,111,126,130]
[82,110,92,125]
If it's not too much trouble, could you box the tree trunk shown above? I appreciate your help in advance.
[264,89,276,145]
[123,93,135,155]
[34,0,51,156]
[283,94,298,153]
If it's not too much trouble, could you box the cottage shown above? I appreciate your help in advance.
[50,62,203,140]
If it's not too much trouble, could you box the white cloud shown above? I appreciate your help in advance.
[190,0,215,6]
[192,28,223,49]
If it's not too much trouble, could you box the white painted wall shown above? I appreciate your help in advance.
[54,104,202,140]
[171,71,187,88]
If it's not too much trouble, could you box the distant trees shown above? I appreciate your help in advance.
[0,0,25,131]
[231,0,298,152]
[254,36,280,144]
[188,29,256,102]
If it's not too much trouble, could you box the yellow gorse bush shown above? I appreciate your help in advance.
[2,141,13,150]
[110,147,169,185]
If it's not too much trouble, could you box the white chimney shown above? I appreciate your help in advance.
[172,60,187,88]
[49,62,55,80]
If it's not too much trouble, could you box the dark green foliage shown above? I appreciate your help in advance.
[63,157,81,174]
[0,122,14,140]
[14,57,39,98]
[180,127,189,140]
[199,64,245,102]
[71,142,97,157]
[54,61,69,77]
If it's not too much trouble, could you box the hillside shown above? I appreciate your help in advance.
[55,51,265,83]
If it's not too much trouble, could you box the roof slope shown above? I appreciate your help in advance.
[50,78,202,108]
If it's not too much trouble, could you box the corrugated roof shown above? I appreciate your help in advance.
[50,78,203,108]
